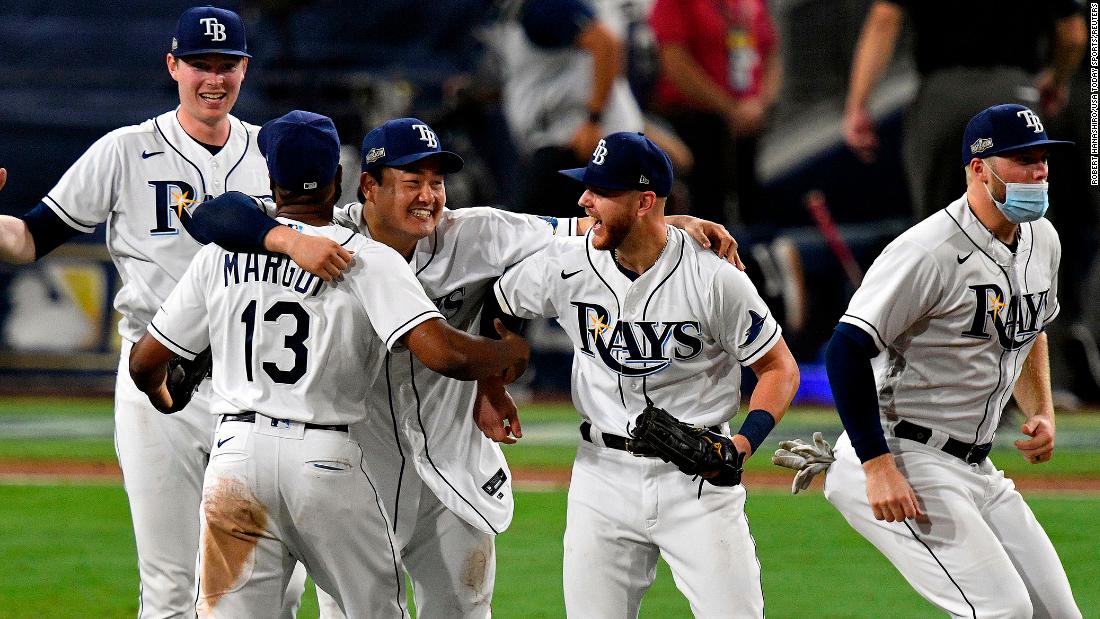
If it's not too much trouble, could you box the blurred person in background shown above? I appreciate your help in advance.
[843,0,1086,221]
[649,0,782,226]
[488,0,692,217]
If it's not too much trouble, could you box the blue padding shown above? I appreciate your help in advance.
[185,191,276,251]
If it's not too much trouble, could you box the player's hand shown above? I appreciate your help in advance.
[669,215,744,270]
[494,319,530,384]
[0,168,7,193]
[473,376,523,444]
[1015,414,1055,464]
[1035,69,1069,118]
[285,233,353,282]
[863,453,923,522]
[569,120,603,162]
[148,380,174,414]
[843,106,879,164]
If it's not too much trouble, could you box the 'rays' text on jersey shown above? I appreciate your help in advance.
[572,302,703,377]
[222,252,326,297]
[961,284,1049,350]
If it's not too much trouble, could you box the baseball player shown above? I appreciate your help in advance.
[127,110,529,618]
[184,117,740,618]
[492,132,800,617]
[822,104,1081,616]
[0,8,348,616]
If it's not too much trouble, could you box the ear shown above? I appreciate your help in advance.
[636,191,658,218]
[238,56,249,77]
[360,171,377,202]
[166,54,179,80]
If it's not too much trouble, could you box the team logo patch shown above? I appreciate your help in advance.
[482,468,508,498]
[970,138,993,155]
[365,147,386,164]
[411,124,438,148]
[1016,109,1044,133]
[200,17,227,41]
[572,301,704,377]
[961,284,1049,350]
[739,309,767,348]
[592,139,608,165]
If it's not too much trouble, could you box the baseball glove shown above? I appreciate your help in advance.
[630,404,745,486]
[771,432,835,494]
[164,347,212,414]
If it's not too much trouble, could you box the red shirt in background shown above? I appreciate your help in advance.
[650,0,777,109]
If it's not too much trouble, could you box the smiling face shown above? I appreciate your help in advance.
[578,186,640,251]
[167,53,248,131]
[361,160,447,257]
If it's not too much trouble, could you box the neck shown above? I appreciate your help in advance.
[363,204,418,259]
[177,108,230,147]
[275,206,332,228]
[965,183,1018,245]
[614,217,668,275]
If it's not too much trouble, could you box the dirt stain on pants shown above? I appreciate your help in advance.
[198,477,269,613]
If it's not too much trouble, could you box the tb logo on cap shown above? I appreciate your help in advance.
[1017,109,1044,133]
[200,17,227,41]
[412,124,439,149]
[592,139,608,165]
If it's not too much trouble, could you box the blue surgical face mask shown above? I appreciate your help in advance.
[986,164,1049,223]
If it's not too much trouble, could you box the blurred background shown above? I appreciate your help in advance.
[0,0,1096,408]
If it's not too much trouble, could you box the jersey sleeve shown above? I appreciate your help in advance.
[712,264,782,365]
[332,202,363,232]
[839,238,944,351]
[41,132,123,232]
[493,242,562,320]
[483,209,564,269]
[147,248,214,359]
[350,242,444,351]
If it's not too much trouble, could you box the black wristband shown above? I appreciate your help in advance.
[737,409,776,454]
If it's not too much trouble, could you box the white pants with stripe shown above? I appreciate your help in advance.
[824,432,1080,618]
[114,342,306,618]
[196,415,407,618]
[563,438,764,618]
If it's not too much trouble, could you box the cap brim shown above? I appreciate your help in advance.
[986,139,1075,158]
[384,151,464,174]
[172,49,252,58]
[558,167,635,192]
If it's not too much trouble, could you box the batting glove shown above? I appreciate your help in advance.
[771,432,835,494]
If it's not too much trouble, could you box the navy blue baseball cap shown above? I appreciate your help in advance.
[258,111,341,191]
[961,104,1073,166]
[171,6,251,58]
[360,118,464,174]
[559,132,673,197]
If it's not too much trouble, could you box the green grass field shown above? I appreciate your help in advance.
[0,398,1097,617]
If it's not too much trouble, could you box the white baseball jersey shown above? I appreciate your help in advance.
[839,196,1060,444]
[487,0,645,154]
[42,108,270,343]
[332,202,574,536]
[494,226,781,432]
[494,225,779,617]
[148,219,443,425]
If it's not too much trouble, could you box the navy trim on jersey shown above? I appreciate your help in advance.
[354,439,408,614]
[585,231,627,409]
[20,202,85,259]
[338,229,356,247]
[148,322,201,358]
[406,352,500,534]
[415,228,439,276]
[154,116,208,198]
[841,313,888,350]
[947,206,1017,450]
[42,195,98,232]
[384,310,443,350]
[640,228,684,320]
[223,119,250,187]
[737,319,779,364]
[383,354,408,535]
[903,521,977,618]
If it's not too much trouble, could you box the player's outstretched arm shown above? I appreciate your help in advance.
[1012,332,1057,464]
[187,192,352,282]
[738,337,799,457]
[403,318,530,383]
[129,333,176,413]
[0,216,35,264]
[473,377,523,444]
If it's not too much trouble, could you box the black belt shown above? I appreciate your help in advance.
[893,420,992,464]
[580,420,721,455]
[222,412,348,433]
